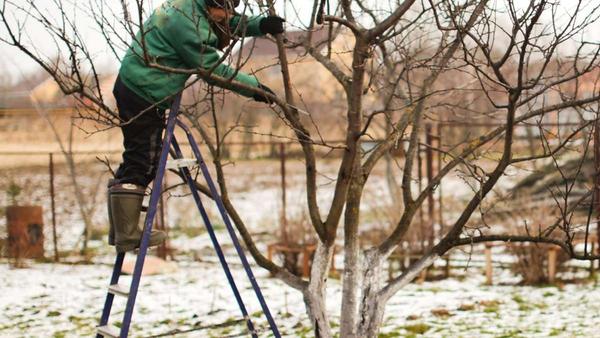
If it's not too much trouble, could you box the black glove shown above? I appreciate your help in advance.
[259,16,285,35]
[253,83,275,104]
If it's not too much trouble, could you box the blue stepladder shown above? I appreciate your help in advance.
[96,93,281,338]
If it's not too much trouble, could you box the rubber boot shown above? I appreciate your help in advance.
[107,179,115,246]
[109,183,166,253]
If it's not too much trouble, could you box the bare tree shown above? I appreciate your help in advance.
[30,96,98,255]
[5,63,106,256]
[2,0,600,337]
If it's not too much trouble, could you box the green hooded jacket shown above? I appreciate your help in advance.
[118,0,265,108]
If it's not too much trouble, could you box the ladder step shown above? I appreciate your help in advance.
[97,324,120,337]
[108,284,130,297]
[166,158,197,169]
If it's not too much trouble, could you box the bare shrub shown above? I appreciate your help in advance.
[508,243,569,285]
[278,212,316,276]
[503,201,570,285]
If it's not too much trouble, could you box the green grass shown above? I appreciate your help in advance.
[483,305,499,313]
[497,331,523,338]
[518,303,533,311]
[279,312,293,319]
[403,323,431,335]
[171,224,206,237]
[89,226,108,241]
[293,324,313,338]
[512,294,525,304]
[480,300,501,314]
[379,329,403,338]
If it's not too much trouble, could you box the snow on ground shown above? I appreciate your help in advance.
[0,255,311,338]
[1,252,600,338]
[382,271,600,337]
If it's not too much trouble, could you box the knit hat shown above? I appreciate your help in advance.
[205,0,240,9]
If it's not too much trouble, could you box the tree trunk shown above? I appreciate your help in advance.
[304,242,334,338]
[356,250,440,336]
[340,175,364,337]
[384,119,403,214]
[356,249,386,337]
[32,98,94,256]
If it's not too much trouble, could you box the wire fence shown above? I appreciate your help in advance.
[0,140,313,258]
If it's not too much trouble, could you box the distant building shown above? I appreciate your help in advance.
[0,74,117,113]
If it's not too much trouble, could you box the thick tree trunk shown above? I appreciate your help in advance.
[356,249,386,337]
[356,250,440,336]
[304,242,334,338]
[340,175,365,337]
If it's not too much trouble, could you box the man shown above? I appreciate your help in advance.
[108,0,285,253]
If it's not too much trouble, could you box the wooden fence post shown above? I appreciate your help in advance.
[548,248,558,283]
[485,244,493,285]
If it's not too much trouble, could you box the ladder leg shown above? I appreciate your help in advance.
[176,121,281,338]
[171,136,258,338]
[119,94,182,338]
[97,252,125,338]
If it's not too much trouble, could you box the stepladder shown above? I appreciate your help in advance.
[96,94,281,338]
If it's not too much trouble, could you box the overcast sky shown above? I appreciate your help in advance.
[1,0,598,84]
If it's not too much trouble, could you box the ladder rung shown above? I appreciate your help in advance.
[97,324,120,337]
[108,284,130,297]
[166,158,197,169]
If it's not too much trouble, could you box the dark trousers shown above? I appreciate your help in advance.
[112,76,166,187]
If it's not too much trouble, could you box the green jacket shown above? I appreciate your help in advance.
[118,0,265,108]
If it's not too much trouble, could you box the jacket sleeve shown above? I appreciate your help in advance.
[229,15,265,37]
[165,12,260,97]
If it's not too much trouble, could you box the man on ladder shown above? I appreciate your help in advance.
[108,0,285,252]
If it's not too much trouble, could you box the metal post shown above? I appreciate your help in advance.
[425,124,435,246]
[595,117,600,254]
[49,153,59,262]
[417,143,424,251]
[591,242,596,277]
[280,142,288,244]
[437,124,444,237]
